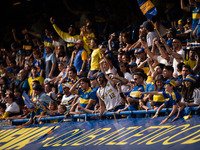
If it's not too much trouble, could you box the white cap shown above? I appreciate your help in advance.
[62,82,72,88]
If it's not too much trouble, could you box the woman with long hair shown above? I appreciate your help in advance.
[172,74,200,121]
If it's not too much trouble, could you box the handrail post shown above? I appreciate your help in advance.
[85,113,87,121]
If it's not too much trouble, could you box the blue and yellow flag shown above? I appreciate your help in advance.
[137,0,157,20]
[22,91,35,109]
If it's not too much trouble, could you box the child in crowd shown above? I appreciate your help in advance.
[35,101,58,124]
[141,79,182,125]
[0,103,8,120]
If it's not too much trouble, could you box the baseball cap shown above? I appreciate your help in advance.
[135,47,145,54]
[96,72,105,78]
[89,76,97,80]
[184,74,196,83]
[140,21,152,28]
[62,82,72,88]
[74,39,83,45]
[44,78,51,84]
[162,79,176,87]
[128,62,137,67]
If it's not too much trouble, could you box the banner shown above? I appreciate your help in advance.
[0,116,200,150]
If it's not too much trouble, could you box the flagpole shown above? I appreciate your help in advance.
[150,21,162,39]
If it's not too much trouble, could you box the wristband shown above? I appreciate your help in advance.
[156,112,159,115]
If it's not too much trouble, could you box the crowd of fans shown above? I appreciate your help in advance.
[1,0,200,126]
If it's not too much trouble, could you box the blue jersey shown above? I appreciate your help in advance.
[33,59,45,76]
[191,4,200,30]
[163,91,181,108]
[166,38,173,47]
[124,85,145,110]
[145,82,155,92]
[153,87,165,107]
[78,88,96,110]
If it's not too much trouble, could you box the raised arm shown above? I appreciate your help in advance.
[50,17,69,40]
[141,40,158,62]
[110,74,129,85]
[100,61,117,88]
[180,0,191,12]
[156,38,170,61]
[161,38,183,60]
[69,79,81,94]
[25,29,41,39]
[12,29,21,44]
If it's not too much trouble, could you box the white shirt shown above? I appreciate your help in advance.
[6,102,20,113]
[97,81,122,110]
[121,72,133,92]
[147,31,160,47]
[173,49,185,75]
[61,94,75,110]
[52,37,66,51]
[105,66,117,75]
[157,55,173,66]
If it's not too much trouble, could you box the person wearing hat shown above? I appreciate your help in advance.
[128,62,137,74]
[50,17,91,57]
[73,39,88,76]
[60,83,75,111]
[172,74,200,121]
[134,47,150,75]
[140,21,160,48]
[176,19,190,39]
[141,79,182,125]
[166,28,176,47]
[45,42,58,79]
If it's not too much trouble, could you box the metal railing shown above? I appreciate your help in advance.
[0,107,199,126]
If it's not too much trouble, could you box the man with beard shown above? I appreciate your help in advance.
[96,72,124,116]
